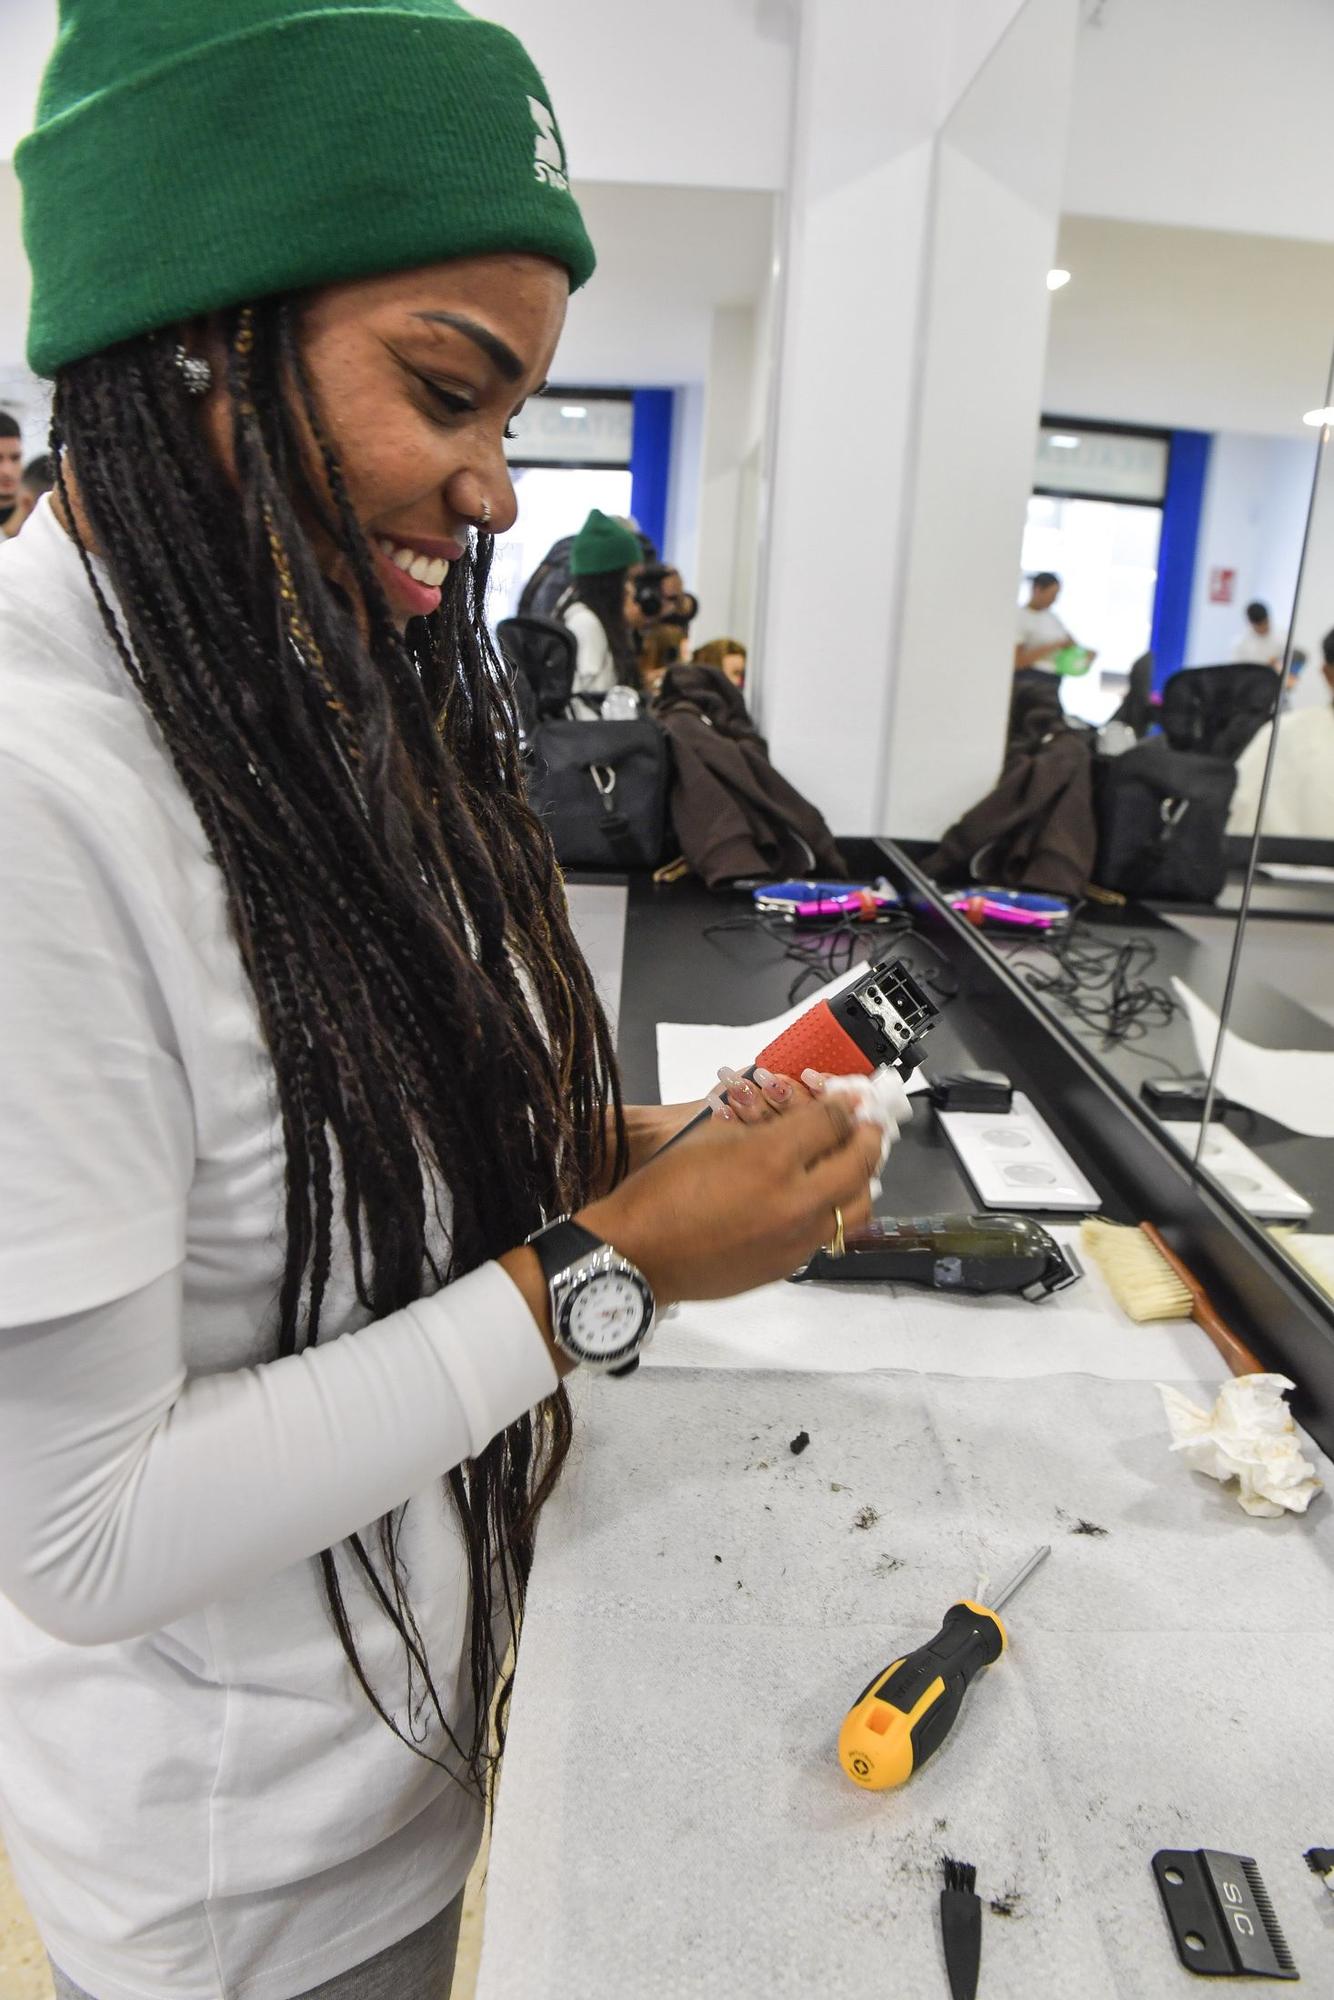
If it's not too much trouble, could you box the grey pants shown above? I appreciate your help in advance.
[50,1890,465,2000]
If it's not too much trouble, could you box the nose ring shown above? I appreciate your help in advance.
[477,497,492,529]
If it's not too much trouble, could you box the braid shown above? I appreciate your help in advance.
[52,299,625,1790]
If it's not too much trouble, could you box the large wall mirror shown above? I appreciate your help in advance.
[1188,349,1334,1296]
[902,1,1334,1315]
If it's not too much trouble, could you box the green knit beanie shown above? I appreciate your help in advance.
[570,509,642,578]
[17,0,596,376]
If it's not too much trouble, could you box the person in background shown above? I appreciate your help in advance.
[556,506,644,714]
[21,454,55,507]
[637,621,689,699]
[1009,572,1093,743]
[1014,570,1092,673]
[693,635,747,690]
[1230,599,1288,670]
[0,414,27,536]
[1226,626,1334,839]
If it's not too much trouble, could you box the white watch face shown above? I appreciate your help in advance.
[565,1270,648,1358]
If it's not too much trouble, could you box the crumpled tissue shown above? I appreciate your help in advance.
[823,1068,914,1198]
[1156,1373,1323,1517]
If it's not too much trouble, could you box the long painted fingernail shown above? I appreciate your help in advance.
[753,1067,776,1086]
[767,1078,792,1102]
[718,1065,741,1084]
[732,1080,756,1102]
[718,1106,734,1121]
[800,1068,826,1093]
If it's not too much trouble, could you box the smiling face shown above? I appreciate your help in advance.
[203,253,568,630]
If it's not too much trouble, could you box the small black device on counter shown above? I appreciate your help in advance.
[928,1069,1013,1114]
[792,1213,1081,1299]
[1140,1077,1235,1121]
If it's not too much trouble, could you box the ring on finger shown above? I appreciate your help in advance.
[825,1204,846,1258]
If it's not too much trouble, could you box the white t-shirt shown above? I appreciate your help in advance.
[1226,703,1334,839]
[1230,626,1286,668]
[1015,605,1071,675]
[0,502,559,2000]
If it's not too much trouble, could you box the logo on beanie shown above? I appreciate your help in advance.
[528,97,569,192]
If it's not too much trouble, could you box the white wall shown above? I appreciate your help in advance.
[759,0,1077,838]
[1186,433,1319,665]
[1064,0,1334,246]
[1,0,56,162]
[1043,215,1334,437]
[478,0,794,192]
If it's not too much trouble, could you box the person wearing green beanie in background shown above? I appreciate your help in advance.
[557,505,647,714]
[0,4,882,1997]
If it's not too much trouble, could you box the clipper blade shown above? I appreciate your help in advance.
[1152,1849,1297,1979]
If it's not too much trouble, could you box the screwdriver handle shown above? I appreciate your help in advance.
[838,1601,1005,1791]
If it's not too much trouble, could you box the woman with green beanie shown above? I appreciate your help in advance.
[557,505,645,713]
[0,4,881,1995]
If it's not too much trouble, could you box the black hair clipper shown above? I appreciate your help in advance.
[793,1213,1081,1300]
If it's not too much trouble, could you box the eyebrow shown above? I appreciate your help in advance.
[412,311,525,383]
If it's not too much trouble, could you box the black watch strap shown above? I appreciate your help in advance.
[529,1218,605,1287]
[529,1218,644,1378]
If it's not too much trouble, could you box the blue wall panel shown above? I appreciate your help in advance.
[1150,429,1212,688]
[629,389,674,559]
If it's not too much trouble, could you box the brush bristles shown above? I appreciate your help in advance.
[942,1857,977,1895]
[1081,1218,1195,1324]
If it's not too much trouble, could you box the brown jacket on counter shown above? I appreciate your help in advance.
[922,724,1096,899]
[653,663,846,889]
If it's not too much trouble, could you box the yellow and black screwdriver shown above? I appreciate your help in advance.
[838,1545,1050,1791]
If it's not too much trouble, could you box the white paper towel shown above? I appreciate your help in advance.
[1158,1373,1323,1516]
[1172,977,1334,1137]
[657,965,931,1106]
[477,1370,1334,2000]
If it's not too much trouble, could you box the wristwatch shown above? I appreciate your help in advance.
[527,1217,656,1375]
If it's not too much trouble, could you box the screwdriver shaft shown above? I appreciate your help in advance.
[987,1542,1050,1613]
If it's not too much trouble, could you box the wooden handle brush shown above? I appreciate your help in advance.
[1081,1218,1265,1377]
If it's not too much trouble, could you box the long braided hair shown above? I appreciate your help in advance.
[565,567,640,687]
[51,297,624,1790]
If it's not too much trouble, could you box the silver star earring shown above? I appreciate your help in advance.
[174,343,213,398]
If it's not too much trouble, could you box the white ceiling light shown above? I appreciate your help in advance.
[1046,268,1071,291]
[1048,433,1081,448]
[560,404,589,420]
[1301,405,1334,427]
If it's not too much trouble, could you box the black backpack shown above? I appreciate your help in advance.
[1093,738,1237,902]
[496,617,670,871]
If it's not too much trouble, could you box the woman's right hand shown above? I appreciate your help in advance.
[577,1096,881,1305]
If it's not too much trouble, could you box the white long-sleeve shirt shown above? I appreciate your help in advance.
[1226,703,1334,839]
[0,502,558,2000]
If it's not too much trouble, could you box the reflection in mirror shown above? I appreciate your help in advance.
[483,183,779,702]
[915,8,1331,1227]
[1191,347,1334,1297]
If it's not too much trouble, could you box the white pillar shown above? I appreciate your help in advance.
[757,0,1078,840]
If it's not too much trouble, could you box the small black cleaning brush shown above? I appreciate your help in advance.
[940,1856,982,2000]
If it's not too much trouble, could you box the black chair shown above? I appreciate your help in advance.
[496,615,577,720]
[1159,662,1279,762]
[1108,651,1155,739]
